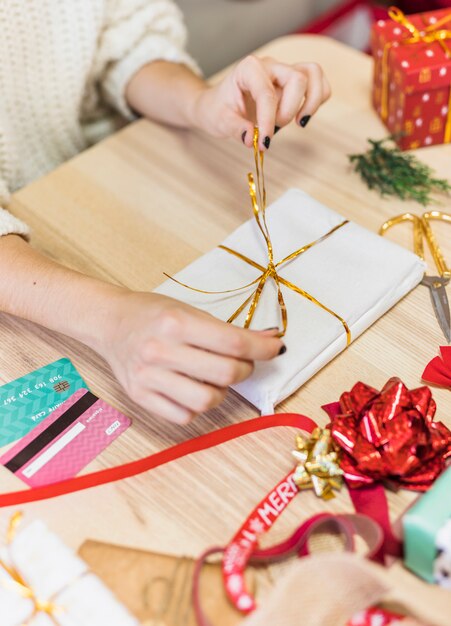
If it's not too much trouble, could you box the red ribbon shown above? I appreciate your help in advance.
[194,513,384,626]
[347,608,408,626]
[0,413,318,507]
[422,346,451,388]
[322,399,402,561]
[222,469,302,613]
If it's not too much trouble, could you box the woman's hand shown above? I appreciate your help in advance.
[99,291,284,424]
[193,55,331,151]
[125,55,330,150]
[0,236,283,426]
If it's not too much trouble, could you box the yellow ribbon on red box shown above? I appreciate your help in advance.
[380,6,451,143]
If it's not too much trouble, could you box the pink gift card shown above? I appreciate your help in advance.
[0,388,131,487]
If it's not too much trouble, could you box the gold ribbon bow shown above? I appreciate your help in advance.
[0,513,87,626]
[166,128,351,343]
[389,6,451,52]
[292,428,344,500]
[380,6,451,142]
[0,513,61,625]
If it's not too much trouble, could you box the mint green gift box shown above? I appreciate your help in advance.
[403,466,451,583]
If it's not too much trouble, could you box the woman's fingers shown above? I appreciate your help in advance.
[224,110,254,147]
[293,62,331,124]
[323,75,332,102]
[178,311,284,361]
[137,368,227,418]
[131,312,281,419]
[268,63,309,127]
[131,388,195,425]
[151,343,255,387]
[235,56,279,150]
[230,56,330,143]
[269,61,330,128]
[128,308,281,419]
[105,291,284,424]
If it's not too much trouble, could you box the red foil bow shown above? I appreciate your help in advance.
[422,347,451,388]
[329,377,451,491]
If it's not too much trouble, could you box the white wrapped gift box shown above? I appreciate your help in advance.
[0,519,138,626]
[156,189,425,413]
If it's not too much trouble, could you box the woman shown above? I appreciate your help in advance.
[0,0,330,424]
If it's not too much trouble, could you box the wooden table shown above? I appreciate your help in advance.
[2,35,451,619]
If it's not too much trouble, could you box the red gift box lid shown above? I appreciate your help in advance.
[372,8,451,93]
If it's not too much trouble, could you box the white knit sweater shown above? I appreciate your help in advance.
[0,0,198,238]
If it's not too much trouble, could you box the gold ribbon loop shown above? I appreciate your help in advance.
[166,127,351,344]
[388,5,451,48]
[388,6,421,38]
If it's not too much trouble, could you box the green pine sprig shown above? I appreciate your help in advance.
[348,136,451,206]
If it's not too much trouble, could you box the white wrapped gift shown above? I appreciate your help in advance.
[156,189,425,413]
[0,519,138,626]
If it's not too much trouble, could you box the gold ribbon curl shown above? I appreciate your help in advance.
[166,128,351,344]
[380,6,451,143]
[292,428,344,500]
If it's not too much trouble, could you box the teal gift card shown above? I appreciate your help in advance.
[0,358,87,446]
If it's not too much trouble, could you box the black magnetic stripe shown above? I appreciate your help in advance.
[5,391,98,474]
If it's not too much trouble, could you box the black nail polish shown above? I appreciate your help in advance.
[274,126,281,134]
[278,344,287,355]
[241,130,247,144]
[300,115,311,128]
[263,136,271,149]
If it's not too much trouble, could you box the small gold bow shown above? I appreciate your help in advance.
[380,6,451,143]
[389,6,451,53]
[292,428,344,500]
[166,128,351,342]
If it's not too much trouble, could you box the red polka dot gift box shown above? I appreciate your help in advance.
[371,7,451,151]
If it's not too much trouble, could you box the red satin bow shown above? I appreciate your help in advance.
[422,346,451,388]
[329,377,451,491]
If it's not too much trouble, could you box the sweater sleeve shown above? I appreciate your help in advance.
[96,0,201,120]
[0,179,30,239]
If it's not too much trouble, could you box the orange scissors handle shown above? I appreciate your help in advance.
[421,212,451,279]
[379,213,425,260]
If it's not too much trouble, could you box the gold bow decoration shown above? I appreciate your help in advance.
[389,6,451,53]
[0,513,87,626]
[166,128,351,343]
[380,6,451,143]
[0,513,62,625]
[292,428,344,500]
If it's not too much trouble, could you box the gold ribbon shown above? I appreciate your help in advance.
[166,128,351,344]
[292,428,344,500]
[0,513,86,626]
[380,6,451,143]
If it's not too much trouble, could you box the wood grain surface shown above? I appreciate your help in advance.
[1,35,451,618]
